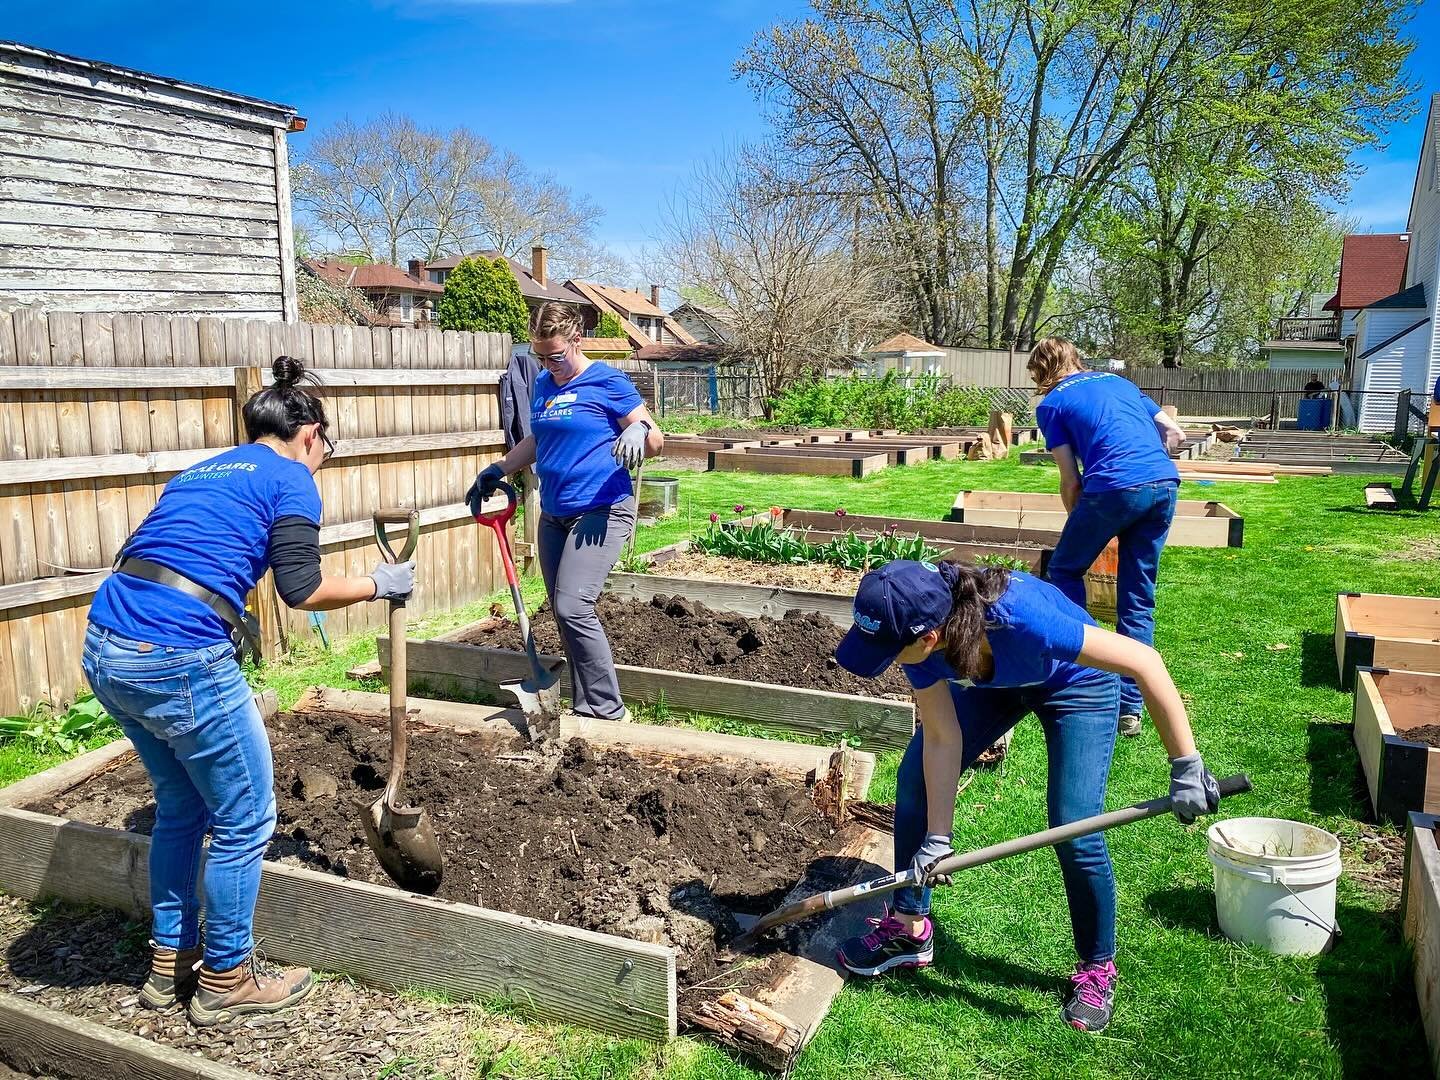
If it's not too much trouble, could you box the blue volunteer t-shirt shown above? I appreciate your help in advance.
[1035,372,1179,493]
[901,572,1103,692]
[90,443,322,649]
[532,362,643,516]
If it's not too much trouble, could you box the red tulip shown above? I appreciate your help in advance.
[709,512,719,523]
[733,504,745,513]
[835,507,848,517]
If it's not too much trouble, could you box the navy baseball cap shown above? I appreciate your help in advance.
[835,560,954,678]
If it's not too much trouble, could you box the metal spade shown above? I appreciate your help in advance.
[360,508,444,894]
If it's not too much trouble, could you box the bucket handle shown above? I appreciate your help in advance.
[1273,875,1343,940]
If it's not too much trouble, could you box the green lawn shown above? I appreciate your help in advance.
[26,454,1440,1077]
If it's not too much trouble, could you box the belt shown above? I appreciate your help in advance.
[113,556,262,665]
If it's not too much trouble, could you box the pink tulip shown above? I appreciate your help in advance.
[835,507,848,517]
[709,512,719,523]
[733,504,745,514]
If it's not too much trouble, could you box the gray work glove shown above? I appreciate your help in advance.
[910,832,955,887]
[466,463,505,517]
[612,420,650,470]
[1169,753,1220,824]
[370,560,416,602]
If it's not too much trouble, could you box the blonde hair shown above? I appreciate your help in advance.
[530,302,584,343]
[1027,337,1086,391]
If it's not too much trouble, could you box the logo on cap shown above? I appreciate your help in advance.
[853,611,882,635]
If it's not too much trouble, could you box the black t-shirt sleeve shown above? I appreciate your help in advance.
[269,515,323,607]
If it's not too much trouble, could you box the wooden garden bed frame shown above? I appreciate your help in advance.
[1335,593,1440,691]
[1403,811,1440,1077]
[1353,668,1440,823]
[0,688,889,1070]
[727,443,930,468]
[379,621,916,751]
[709,448,890,478]
[947,489,1244,548]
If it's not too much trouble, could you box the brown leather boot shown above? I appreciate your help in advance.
[188,952,314,1027]
[139,942,204,1010]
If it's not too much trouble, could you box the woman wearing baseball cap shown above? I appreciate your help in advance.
[832,559,1217,1033]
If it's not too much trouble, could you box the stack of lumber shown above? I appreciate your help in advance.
[1175,459,1330,482]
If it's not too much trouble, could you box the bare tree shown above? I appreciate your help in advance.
[292,114,492,264]
[655,148,901,415]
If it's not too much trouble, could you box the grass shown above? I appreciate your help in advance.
[21,453,1440,1077]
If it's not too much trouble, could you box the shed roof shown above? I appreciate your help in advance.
[1367,282,1426,310]
[580,337,633,354]
[427,251,590,307]
[634,342,732,364]
[870,332,945,356]
[0,40,299,129]
[1334,234,1410,311]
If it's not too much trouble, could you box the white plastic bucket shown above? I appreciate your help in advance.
[1206,817,1341,956]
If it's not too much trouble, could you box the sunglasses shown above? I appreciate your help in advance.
[319,429,336,462]
[530,346,570,364]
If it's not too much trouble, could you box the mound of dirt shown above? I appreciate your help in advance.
[457,593,911,698]
[38,709,851,984]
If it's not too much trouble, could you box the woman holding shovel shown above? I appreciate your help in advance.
[466,302,663,721]
[1029,337,1184,738]
[83,356,414,1026]
[832,559,1217,1033]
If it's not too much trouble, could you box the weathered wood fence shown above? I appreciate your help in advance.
[0,309,513,714]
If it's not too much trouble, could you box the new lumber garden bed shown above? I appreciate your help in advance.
[1354,668,1440,824]
[1404,812,1440,1077]
[0,689,889,1072]
[947,489,1244,548]
[1335,592,1440,690]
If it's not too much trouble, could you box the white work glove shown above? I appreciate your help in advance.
[910,833,955,887]
[613,420,650,470]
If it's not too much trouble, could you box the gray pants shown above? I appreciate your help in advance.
[537,497,636,719]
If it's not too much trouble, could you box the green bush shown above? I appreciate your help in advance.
[596,311,625,338]
[771,372,1029,429]
[436,257,530,342]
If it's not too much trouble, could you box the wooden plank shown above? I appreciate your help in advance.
[0,199,280,239]
[1405,814,1440,1079]
[0,100,273,165]
[0,805,677,1041]
[170,319,207,450]
[383,637,915,751]
[709,449,888,478]
[1355,670,1389,818]
[0,990,261,1080]
[141,316,180,456]
[1335,594,1359,689]
[0,127,274,187]
[0,173,278,220]
[273,126,297,323]
[606,572,853,625]
[776,509,1061,547]
[948,490,1243,547]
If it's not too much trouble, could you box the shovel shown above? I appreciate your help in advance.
[360,508,444,895]
[473,480,562,741]
[727,772,1253,955]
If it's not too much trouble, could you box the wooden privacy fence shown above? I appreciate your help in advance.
[0,309,513,714]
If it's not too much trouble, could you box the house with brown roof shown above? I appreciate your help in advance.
[565,281,698,351]
[669,300,735,345]
[865,332,947,375]
[302,259,443,326]
[413,247,595,324]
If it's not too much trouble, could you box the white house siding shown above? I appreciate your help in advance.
[1406,95,1440,401]
[1356,315,1432,431]
[1266,347,1345,372]
[0,44,298,319]
[1340,309,1358,339]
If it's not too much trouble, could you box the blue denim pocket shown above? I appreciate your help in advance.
[100,668,198,740]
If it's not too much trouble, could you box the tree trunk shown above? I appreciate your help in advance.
[985,128,1000,349]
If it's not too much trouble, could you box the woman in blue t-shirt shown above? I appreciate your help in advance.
[467,302,663,720]
[1030,338,1187,738]
[84,356,414,1027]
[832,559,1218,1034]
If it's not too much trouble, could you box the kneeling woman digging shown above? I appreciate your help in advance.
[831,560,1218,1033]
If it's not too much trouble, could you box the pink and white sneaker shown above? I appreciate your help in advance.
[835,909,934,976]
[1064,959,1117,1031]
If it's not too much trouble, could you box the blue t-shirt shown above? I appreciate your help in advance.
[90,443,322,649]
[901,572,1102,693]
[1035,372,1179,493]
[532,362,643,516]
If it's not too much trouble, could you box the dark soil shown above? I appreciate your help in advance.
[456,593,912,699]
[34,709,855,985]
[691,425,809,440]
[1401,724,1440,748]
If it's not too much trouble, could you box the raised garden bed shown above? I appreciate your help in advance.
[1403,812,1440,1077]
[709,447,891,478]
[0,689,889,1070]
[1336,593,1440,690]
[1354,668,1440,823]
[947,489,1244,548]
[382,600,917,749]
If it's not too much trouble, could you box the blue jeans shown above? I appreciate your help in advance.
[82,624,275,971]
[892,675,1120,963]
[1046,482,1177,716]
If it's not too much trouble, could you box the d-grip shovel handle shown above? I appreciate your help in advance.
[373,508,420,564]
[473,480,520,587]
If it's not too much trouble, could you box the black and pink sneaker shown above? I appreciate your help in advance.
[1063,960,1117,1032]
[836,910,934,976]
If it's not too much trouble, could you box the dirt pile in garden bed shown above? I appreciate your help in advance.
[689,425,809,440]
[36,709,852,984]
[458,593,911,698]
[654,551,864,596]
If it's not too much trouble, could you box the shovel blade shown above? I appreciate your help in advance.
[361,797,444,894]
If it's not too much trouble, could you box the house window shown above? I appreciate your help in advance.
[401,293,413,321]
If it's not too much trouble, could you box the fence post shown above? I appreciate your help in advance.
[1330,389,1340,433]
[234,365,287,660]
[521,467,540,576]
[1269,391,1279,431]
[1395,390,1413,442]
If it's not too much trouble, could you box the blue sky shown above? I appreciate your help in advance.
[3,0,1435,259]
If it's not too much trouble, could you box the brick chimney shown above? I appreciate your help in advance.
[650,284,662,309]
[532,246,548,287]
[407,259,423,281]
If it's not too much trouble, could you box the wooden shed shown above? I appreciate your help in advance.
[0,41,301,320]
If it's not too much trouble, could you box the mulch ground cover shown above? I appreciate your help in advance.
[457,593,912,699]
[32,709,852,987]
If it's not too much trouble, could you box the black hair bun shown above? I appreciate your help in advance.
[272,355,307,389]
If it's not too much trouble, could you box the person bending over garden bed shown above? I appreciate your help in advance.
[467,302,663,721]
[1029,337,1186,739]
[832,559,1216,1033]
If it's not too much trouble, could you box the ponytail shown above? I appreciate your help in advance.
[242,356,328,443]
[938,562,1009,679]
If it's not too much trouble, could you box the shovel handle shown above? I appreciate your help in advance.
[474,481,521,589]
[373,508,419,564]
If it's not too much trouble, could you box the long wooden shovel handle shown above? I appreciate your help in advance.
[741,773,1252,941]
